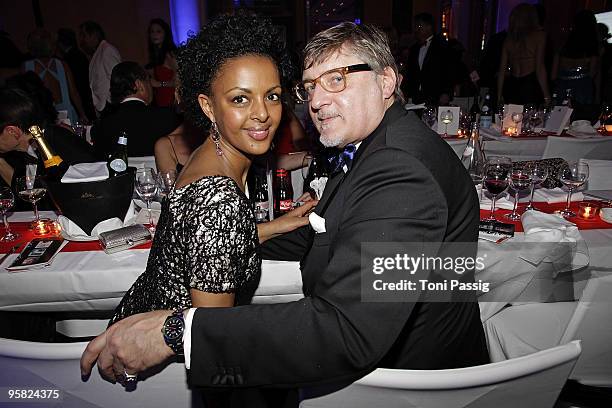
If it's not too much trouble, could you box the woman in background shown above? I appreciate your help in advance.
[146,18,177,107]
[497,3,551,106]
[552,10,600,105]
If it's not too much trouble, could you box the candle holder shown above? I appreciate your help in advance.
[578,202,601,220]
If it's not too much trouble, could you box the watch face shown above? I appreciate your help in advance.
[164,316,184,341]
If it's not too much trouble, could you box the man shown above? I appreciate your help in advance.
[78,21,121,115]
[402,13,458,105]
[81,22,488,399]
[57,28,96,121]
[0,87,97,194]
[90,61,182,158]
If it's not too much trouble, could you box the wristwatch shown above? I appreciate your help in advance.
[162,310,185,355]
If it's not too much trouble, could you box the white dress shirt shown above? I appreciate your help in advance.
[418,35,433,70]
[89,40,121,113]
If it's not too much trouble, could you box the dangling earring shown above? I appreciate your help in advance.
[210,122,223,156]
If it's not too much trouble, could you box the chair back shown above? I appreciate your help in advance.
[300,341,581,408]
[560,273,612,386]
[0,338,197,407]
[578,159,612,190]
[542,136,612,161]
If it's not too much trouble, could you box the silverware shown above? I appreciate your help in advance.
[0,244,21,266]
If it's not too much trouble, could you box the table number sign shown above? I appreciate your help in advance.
[502,104,524,135]
[436,106,460,136]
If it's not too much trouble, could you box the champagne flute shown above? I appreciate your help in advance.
[558,161,589,218]
[0,187,18,241]
[135,167,158,231]
[157,170,177,199]
[301,153,314,180]
[483,156,512,221]
[505,165,532,221]
[16,175,47,229]
[525,162,548,211]
[511,112,523,136]
[441,110,453,137]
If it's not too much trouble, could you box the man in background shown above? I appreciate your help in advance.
[91,61,181,158]
[78,21,121,116]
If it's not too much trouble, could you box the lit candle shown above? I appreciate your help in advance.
[578,202,600,219]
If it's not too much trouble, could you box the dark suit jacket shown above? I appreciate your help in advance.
[187,102,488,390]
[403,35,458,104]
[90,99,181,159]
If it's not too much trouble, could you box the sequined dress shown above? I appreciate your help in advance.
[110,176,261,325]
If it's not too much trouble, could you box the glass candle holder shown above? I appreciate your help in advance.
[578,202,601,219]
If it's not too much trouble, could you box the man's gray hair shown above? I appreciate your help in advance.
[303,22,404,103]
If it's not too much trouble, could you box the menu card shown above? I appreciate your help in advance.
[544,106,573,135]
[7,238,65,271]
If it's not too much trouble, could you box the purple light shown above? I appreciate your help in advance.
[169,0,201,44]
[354,18,361,25]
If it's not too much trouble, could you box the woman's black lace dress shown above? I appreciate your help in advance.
[110,175,261,325]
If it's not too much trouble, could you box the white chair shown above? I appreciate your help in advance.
[542,136,612,161]
[485,272,612,387]
[579,159,612,190]
[0,338,198,407]
[299,341,581,408]
[129,156,157,171]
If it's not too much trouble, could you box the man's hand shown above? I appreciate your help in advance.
[80,310,175,383]
[257,200,318,243]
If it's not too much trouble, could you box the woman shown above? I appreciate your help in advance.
[551,10,600,106]
[110,14,312,321]
[22,28,86,124]
[146,18,177,107]
[496,3,551,106]
[154,123,201,174]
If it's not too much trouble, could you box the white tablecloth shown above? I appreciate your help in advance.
[446,137,547,161]
[1,214,610,314]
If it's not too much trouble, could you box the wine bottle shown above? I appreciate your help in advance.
[108,131,128,177]
[469,93,480,126]
[253,175,269,223]
[461,121,486,184]
[479,94,492,129]
[273,168,293,218]
[28,125,69,181]
[303,154,329,200]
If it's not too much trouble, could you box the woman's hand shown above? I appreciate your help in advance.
[258,200,318,243]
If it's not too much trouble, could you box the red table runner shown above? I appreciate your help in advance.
[480,200,612,233]
[0,222,152,254]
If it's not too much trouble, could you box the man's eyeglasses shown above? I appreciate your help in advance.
[294,64,372,102]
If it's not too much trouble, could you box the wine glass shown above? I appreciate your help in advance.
[422,106,437,129]
[135,167,159,231]
[0,187,18,241]
[157,170,177,199]
[599,103,612,133]
[16,175,47,229]
[525,162,548,211]
[528,109,543,134]
[505,165,532,221]
[510,112,523,136]
[483,157,512,221]
[441,110,453,137]
[301,153,314,180]
[522,104,536,133]
[558,161,589,218]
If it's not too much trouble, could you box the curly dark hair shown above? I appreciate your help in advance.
[176,12,294,130]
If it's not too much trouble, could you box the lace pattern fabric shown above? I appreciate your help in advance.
[110,176,261,325]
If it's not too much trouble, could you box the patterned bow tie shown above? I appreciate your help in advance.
[329,144,357,174]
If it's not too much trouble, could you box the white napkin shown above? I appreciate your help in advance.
[58,200,136,241]
[309,212,326,233]
[519,210,588,273]
[61,162,109,183]
[533,187,584,203]
[601,207,612,224]
[567,120,600,139]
